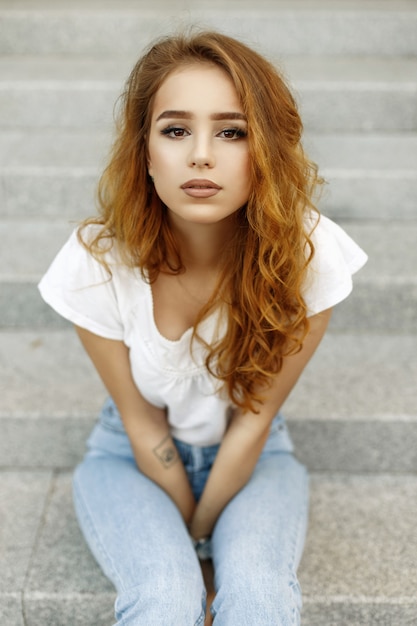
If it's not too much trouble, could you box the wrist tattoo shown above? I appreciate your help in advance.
[153,435,179,469]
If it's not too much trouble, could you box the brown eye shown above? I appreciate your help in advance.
[219,128,247,139]
[161,126,189,138]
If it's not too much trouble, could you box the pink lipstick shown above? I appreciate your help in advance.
[181,179,221,198]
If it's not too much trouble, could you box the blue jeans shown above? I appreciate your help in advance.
[73,398,309,625]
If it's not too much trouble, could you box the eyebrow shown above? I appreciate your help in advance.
[156,110,247,122]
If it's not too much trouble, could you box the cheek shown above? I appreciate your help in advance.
[148,143,180,179]
[148,135,166,176]
[237,146,250,174]
[240,153,252,192]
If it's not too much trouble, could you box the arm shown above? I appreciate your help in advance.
[74,326,196,524]
[189,308,332,540]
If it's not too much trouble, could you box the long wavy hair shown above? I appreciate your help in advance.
[80,30,323,412]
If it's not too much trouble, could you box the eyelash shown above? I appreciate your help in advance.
[220,128,247,139]
[160,126,247,140]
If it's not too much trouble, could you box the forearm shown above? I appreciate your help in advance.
[189,413,270,539]
[190,308,333,539]
[74,326,196,525]
[123,412,196,525]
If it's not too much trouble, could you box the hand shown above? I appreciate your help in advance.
[191,536,212,561]
[189,502,215,542]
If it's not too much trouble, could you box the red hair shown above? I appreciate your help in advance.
[79,31,323,412]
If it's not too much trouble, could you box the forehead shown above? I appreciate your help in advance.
[151,63,243,119]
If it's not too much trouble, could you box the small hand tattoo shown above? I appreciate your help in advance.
[153,435,179,469]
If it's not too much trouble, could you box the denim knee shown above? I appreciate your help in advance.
[211,569,302,626]
[114,571,206,626]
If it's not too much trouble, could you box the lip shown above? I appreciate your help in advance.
[181,179,222,198]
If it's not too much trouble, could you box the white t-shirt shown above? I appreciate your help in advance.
[38,215,367,445]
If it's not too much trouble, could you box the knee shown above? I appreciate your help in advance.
[114,569,206,625]
[212,568,302,626]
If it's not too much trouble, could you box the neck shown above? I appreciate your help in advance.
[168,214,236,271]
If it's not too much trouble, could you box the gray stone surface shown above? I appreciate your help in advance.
[302,601,417,626]
[0,127,107,218]
[300,475,417,599]
[25,474,113,595]
[1,220,74,280]
[334,221,417,280]
[1,0,416,621]
[298,83,417,133]
[24,593,115,626]
[1,0,417,57]
[0,471,52,591]
[0,594,25,626]
[284,333,417,421]
[3,472,416,625]
[0,173,97,220]
[0,84,117,130]
[1,331,416,471]
[329,282,417,332]
[0,416,94,469]
[0,283,70,329]
[305,133,417,220]
[23,473,115,625]
[290,419,417,473]
[1,57,416,131]
[0,127,110,167]
[0,330,105,418]
[318,177,417,221]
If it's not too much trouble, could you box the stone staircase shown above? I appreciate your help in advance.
[1,1,417,624]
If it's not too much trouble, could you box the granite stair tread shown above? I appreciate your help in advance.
[1,329,416,472]
[1,0,417,58]
[1,470,417,625]
[1,56,416,132]
[1,0,416,623]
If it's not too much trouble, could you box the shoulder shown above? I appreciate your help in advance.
[56,224,142,285]
[38,224,148,339]
[302,213,368,316]
[306,213,368,275]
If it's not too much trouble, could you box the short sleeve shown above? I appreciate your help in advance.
[38,227,124,340]
[302,215,368,316]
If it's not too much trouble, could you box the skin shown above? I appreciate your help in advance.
[147,64,252,342]
[75,63,332,624]
[148,63,251,231]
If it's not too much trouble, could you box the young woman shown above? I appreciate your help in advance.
[39,31,367,625]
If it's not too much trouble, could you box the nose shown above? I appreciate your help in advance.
[187,135,215,168]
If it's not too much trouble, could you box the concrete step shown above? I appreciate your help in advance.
[1,0,416,57]
[304,133,417,220]
[0,128,109,220]
[2,219,416,331]
[1,470,416,625]
[0,56,416,131]
[1,3,414,624]
[300,473,417,625]
[1,330,416,472]
[1,130,416,220]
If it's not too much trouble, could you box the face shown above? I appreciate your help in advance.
[147,64,251,228]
